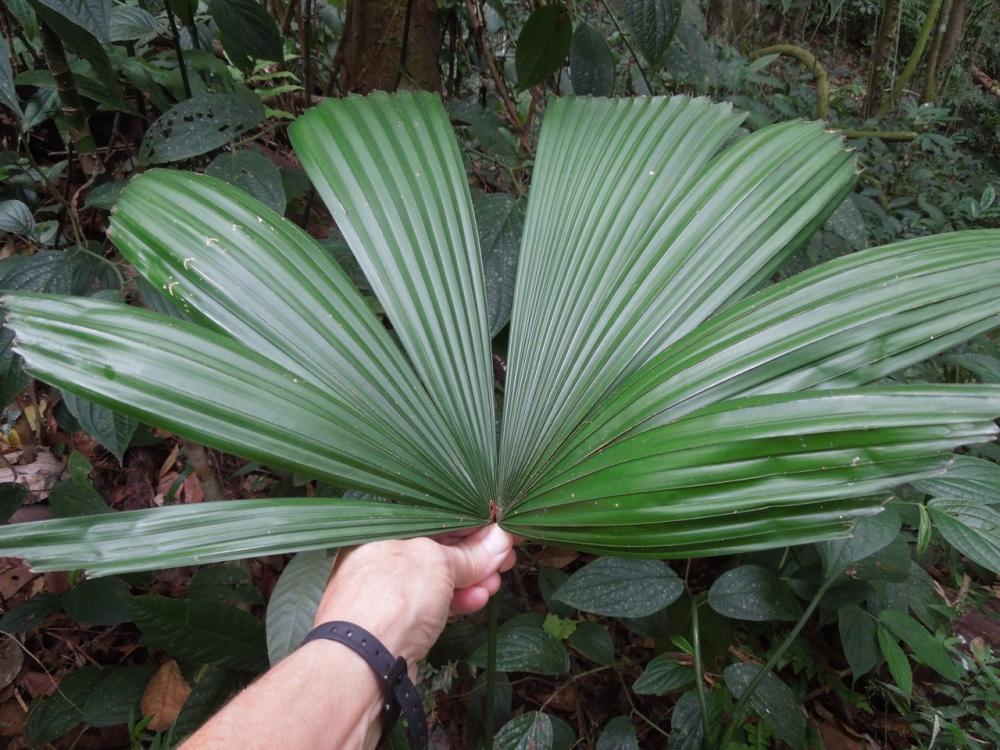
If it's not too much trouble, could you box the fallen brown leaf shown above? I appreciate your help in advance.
[141,660,191,732]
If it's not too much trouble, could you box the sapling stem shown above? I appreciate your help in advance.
[691,594,711,745]
[718,574,837,748]
[484,595,499,748]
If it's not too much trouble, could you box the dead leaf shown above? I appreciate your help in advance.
[0,639,23,692]
[0,699,25,736]
[141,660,191,732]
[535,546,579,569]
[0,565,34,599]
[0,449,67,502]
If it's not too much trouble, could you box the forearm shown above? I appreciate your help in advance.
[181,641,384,750]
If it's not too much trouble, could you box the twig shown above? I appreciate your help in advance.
[164,0,192,99]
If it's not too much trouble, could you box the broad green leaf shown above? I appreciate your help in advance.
[533,231,1000,484]
[109,170,475,508]
[206,150,287,215]
[472,189,525,337]
[48,480,109,517]
[914,455,1000,504]
[542,612,577,640]
[495,711,553,750]
[206,0,282,71]
[0,592,63,633]
[0,40,23,119]
[0,327,29,405]
[838,605,880,679]
[597,716,638,750]
[0,250,97,293]
[15,64,138,115]
[173,666,246,739]
[928,499,1000,573]
[63,576,130,625]
[139,94,265,164]
[266,550,335,665]
[85,179,129,210]
[707,565,801,621]
[724,663,805,750]
[0,200,35,235]
[31,0,119,94]
[566,621,614,666]
[82,665,155,726]
[129,595,267,672]
[569,22,615,96]
[879,609,960,682]
[0,497,475,575]
[621,0,681,69]
[507,390,999,557]
[850,535,911,583]
[877,624,912,696]
[917,504,932,556]
[515,5,572,89]
[61,391,138,463]
[0,482,27,523]
[292,92,497,501]
[669,690,707,750]
[189,565,263,605]
[822,506,901,575]
[25,666,103,745]
[632,654,694,695]
[470,625,570,675]
[109,4,156,41]
[5,295,465,508]
[538,567,575,618]
[500,99,852,502]
[553,557,683,617]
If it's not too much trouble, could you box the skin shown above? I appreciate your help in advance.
[182,524,517,750]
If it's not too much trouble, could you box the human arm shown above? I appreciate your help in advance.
[181,524,516,749]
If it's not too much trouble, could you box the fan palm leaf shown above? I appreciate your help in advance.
[0,91,998,575]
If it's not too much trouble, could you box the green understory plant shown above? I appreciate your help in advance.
[1,91,999,742]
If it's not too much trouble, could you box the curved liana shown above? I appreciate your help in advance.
[1,91,998,575]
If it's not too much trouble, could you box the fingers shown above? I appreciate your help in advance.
[441,524,515,589]
[450,586,489,614]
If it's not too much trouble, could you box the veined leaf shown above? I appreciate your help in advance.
[914,455,1000,504]
[292,92,497,503]
[501,98,854,502]
[928,499,1000,573]
[4,294,464,509]
[110,170,477,509]
[0,497,477,575]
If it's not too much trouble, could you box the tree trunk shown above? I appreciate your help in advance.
[705,0,733,42]
[875,0,942,119]
[864,0,902,118]
[935,0,967,90]
[337,0,441,93]
[922,0,951,101]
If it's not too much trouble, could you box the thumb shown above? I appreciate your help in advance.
[442,524,514,589]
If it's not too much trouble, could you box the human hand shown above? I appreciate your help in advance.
[312,524,516,666]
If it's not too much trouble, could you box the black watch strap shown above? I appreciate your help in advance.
[301,621,428,749]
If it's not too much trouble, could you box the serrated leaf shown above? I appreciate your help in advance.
[515,4,572,88]
[471,625,570,675]
[838,605,880,679]
[206,150,286,215]
[569,22,615,96]
[129,595,268,672]
[206,0,282,71]
[566,621,614,666]
[879,608,960,682]
[266,550,334,665]
[928,499,1000,573]
[877,624,912,696]
[473,189,524,337]
[597,716,638,750]
[553,557,683,618]
[724,663,805,750]
[632,654,694,695]
[139,94,265,164]
[707,565,801,621]
[63,576,130,625]
[621,0,681,69]
[0,200,35,235]
[61,390,138,462]
[495,711,554,750]
[914,455,1000,504]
